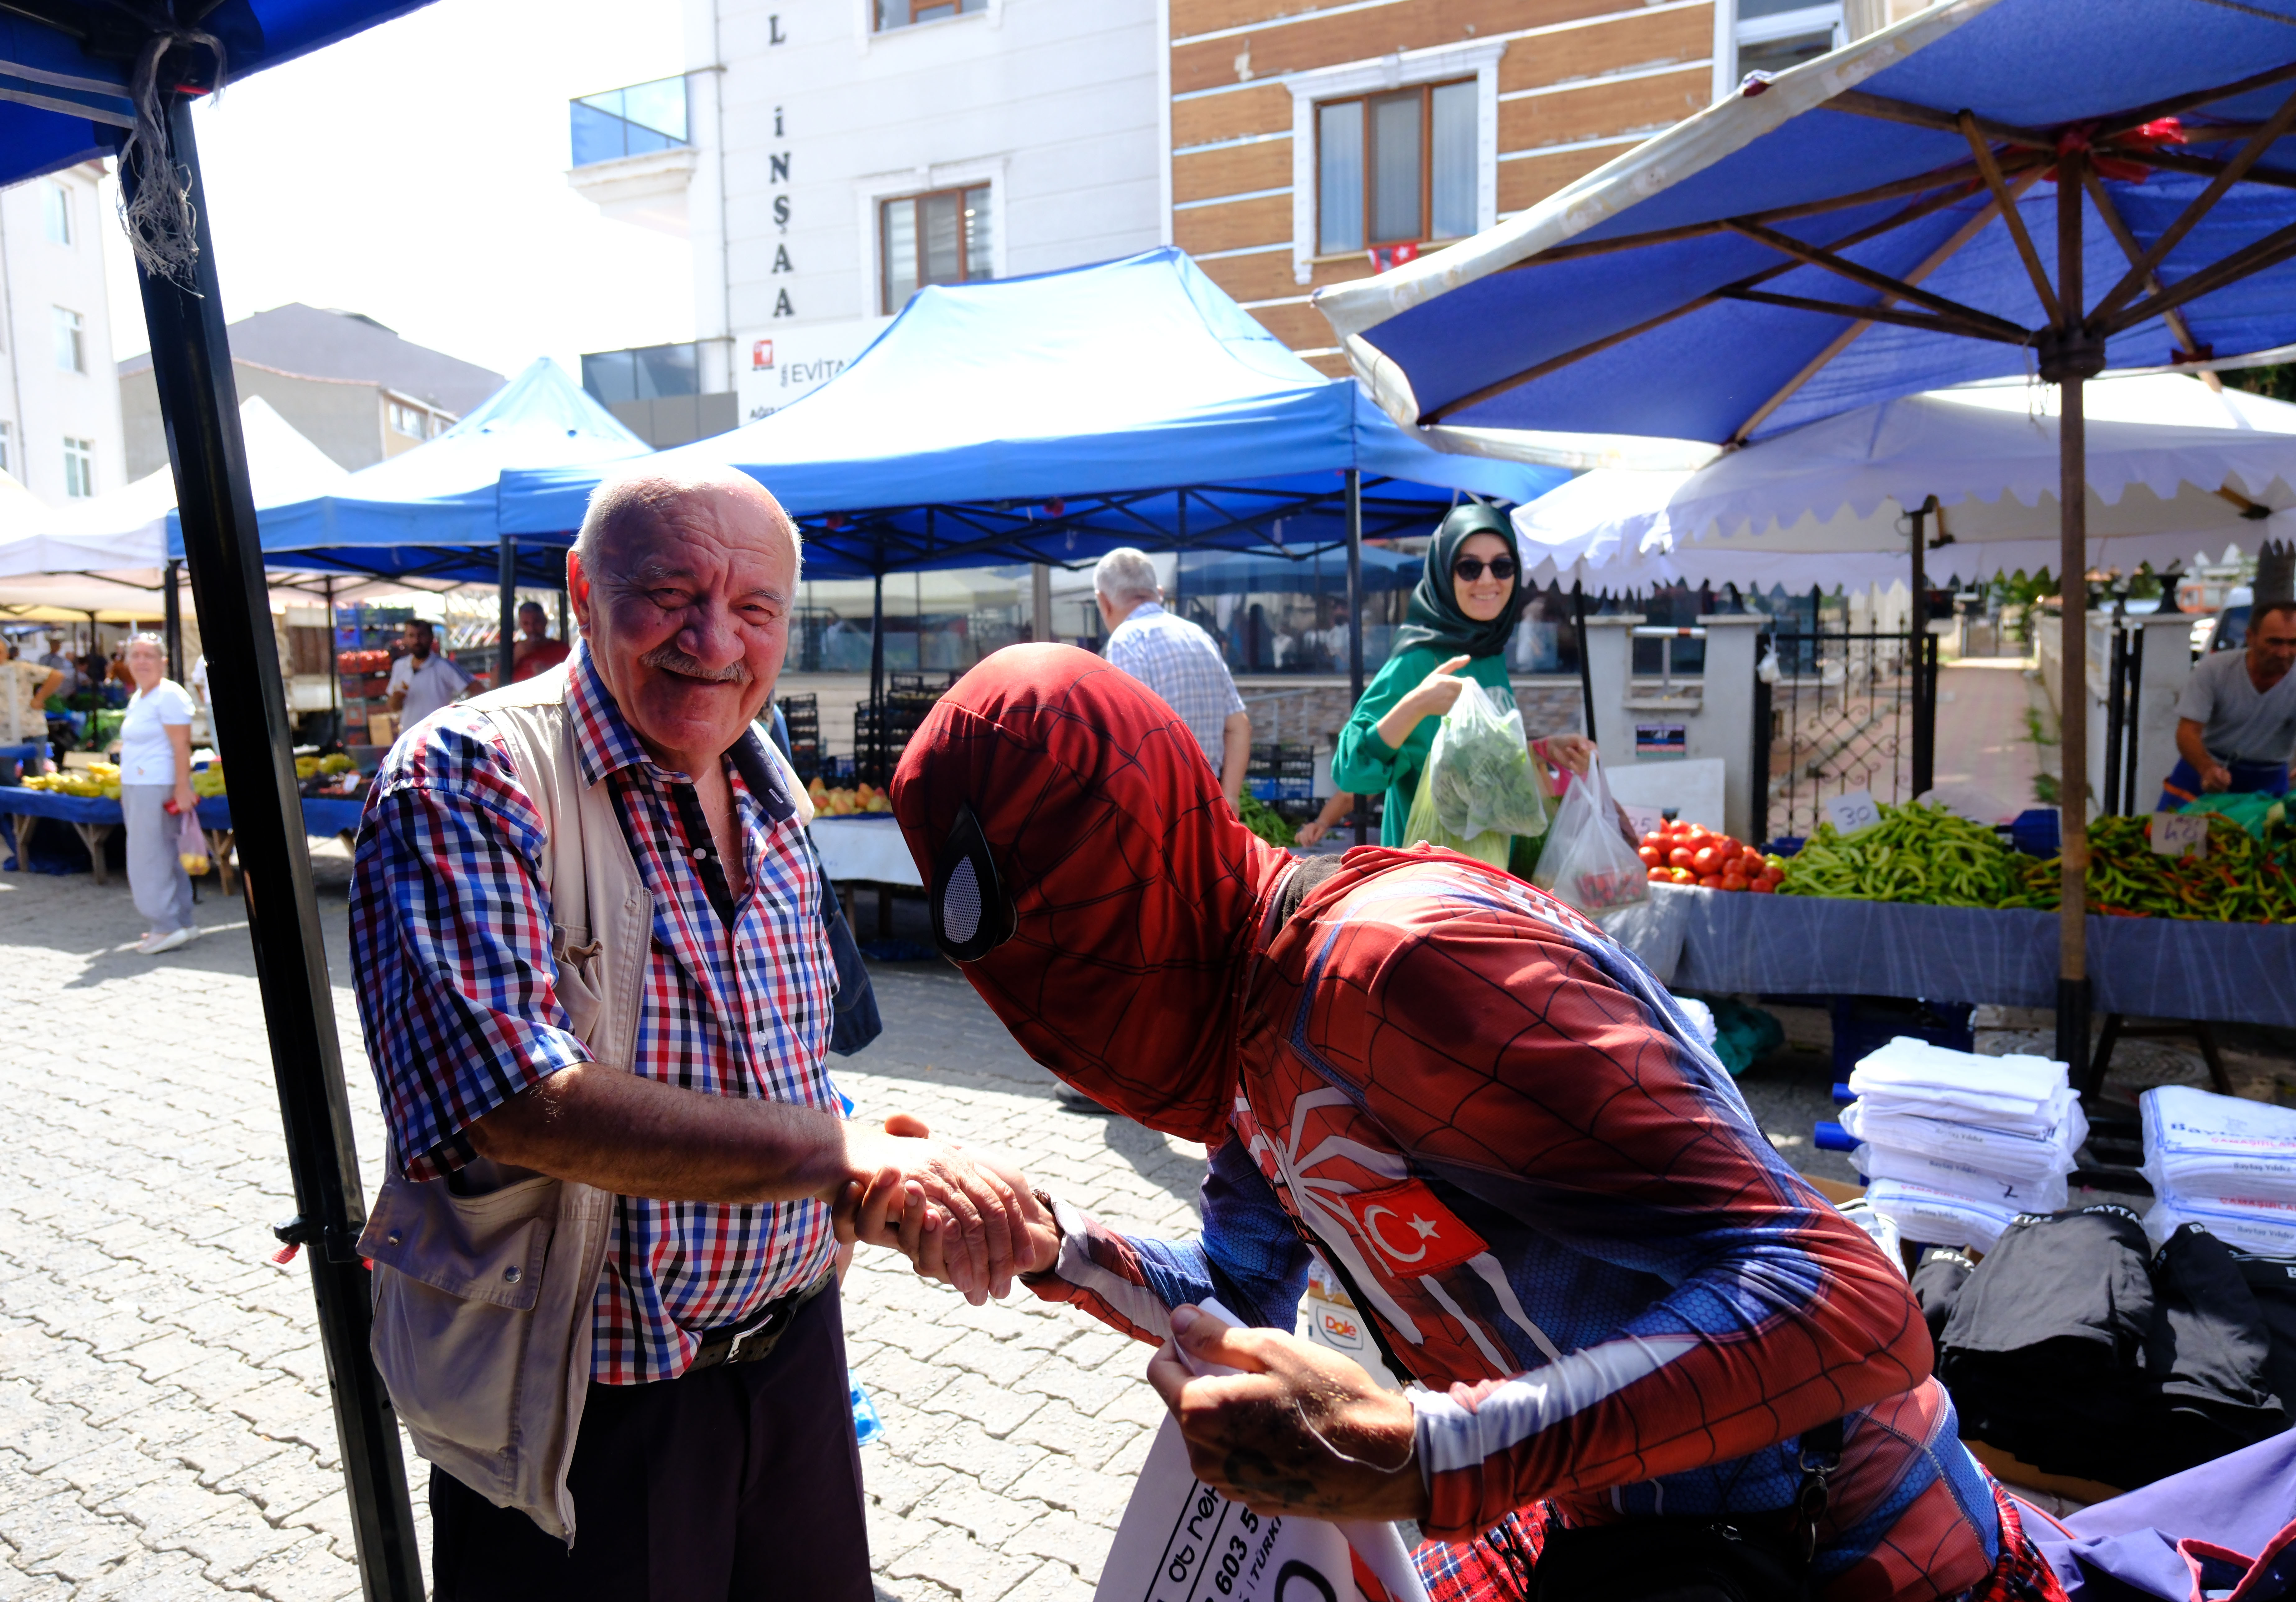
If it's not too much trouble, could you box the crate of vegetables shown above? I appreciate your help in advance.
[1637,819,1784,893]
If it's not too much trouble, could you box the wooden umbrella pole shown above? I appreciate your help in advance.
[2049,150,2097,1074]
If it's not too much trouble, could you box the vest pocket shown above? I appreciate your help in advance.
[552,924,604,1044]
[362,1171,560,1457]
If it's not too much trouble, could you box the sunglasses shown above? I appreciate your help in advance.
[1452,556,1518,582]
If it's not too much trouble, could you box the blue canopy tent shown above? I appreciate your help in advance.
[173,354,652,680]
[1316,0,2296,1066]
[499,248,1565,789]
[0,7,439,1595]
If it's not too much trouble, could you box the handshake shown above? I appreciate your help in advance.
[830,1113,1058,1304]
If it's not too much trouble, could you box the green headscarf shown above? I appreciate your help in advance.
[1388,502,1527,660]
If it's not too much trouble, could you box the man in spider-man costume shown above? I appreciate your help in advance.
[877,644,2063,1602]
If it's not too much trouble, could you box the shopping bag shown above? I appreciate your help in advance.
[1531,756,1647,916]
[1093,1303,1427,1602]
[1401,685,1544,871]
[176,806,211,877]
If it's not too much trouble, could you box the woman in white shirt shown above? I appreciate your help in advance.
[118,634,200,955]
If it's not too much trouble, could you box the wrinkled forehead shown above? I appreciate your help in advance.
[598,486,796,589]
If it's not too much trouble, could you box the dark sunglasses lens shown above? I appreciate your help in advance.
[1454,558,1518,581]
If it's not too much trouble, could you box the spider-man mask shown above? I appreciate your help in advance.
[890,644,1289,1145]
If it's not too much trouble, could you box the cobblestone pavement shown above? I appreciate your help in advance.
[0,858,1206,1601]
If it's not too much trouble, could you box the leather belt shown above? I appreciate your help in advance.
[685,1271,834,1373]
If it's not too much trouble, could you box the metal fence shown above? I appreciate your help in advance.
[1755,627,1937,844]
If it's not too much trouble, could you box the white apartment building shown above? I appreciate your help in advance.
[569,0,1164,439]
[0,162,125,505]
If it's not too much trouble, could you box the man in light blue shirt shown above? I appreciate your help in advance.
[1095,547,1250,808]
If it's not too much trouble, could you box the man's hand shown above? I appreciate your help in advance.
[1145,1305,1428,1521]
[837,1114,1050,1304]
[2203,759,2234,793]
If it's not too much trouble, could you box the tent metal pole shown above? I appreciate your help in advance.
[497,535,517,689]
[325,575,339,730]
[1345,468,1366,846]
[2049,150,2096,1076]
[1909,502,1931,797]
[122,95,423,1602]
[869,561,885,784]
[1031,564,1052,643]
[1572,579,1597,744]
[163,558,183,683]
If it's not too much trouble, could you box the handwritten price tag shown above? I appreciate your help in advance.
[1826,790,1882,835]
[2151,812,2209,859]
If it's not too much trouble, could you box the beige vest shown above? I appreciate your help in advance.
[356,663,650,1545]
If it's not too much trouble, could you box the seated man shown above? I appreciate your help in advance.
[865,645,2061,1602]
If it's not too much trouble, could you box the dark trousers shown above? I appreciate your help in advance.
[429,1286,871,1601]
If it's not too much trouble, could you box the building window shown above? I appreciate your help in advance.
[874,0,984,31]
[880,185,990,313]
[1733,0,1843,81]
[52,308,82,373]
[581,341,701,404]
[0,421,14,477]
[42,182,69,245]
[1316,80,1476,256]
[62,438,93,498]
[388,401,431,439]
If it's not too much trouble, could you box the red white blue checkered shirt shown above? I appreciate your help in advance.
[348,644,838,1384]
[1103,602,1245,775]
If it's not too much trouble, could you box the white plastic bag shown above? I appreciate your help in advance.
[1092,1302,1425,1602]
[1532,756,1647,915]
[1401,685,1547,871]
[175,806,211,877]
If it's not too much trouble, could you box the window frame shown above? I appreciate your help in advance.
[62,436,93,499]
[1283,41,1506,290]
[1726,0,1845,87]
[0,420,14,478]
[41,181,70,246]
[870,0,985,31]
[52,306,83,374]
[876,182,994,315]
[1313,77,1478,257]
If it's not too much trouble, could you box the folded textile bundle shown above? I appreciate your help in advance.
[2142,1087,2296,1254]
[1838,1037,2082,1249]
[1929,1206,2296,1489]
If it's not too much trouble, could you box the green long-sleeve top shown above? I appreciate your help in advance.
[1332,645,1518,849]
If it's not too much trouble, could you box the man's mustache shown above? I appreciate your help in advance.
[640,644,750,684]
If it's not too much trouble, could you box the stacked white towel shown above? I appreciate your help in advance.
[1839,1036,2085,1250]
[2141,1085,2296,1255]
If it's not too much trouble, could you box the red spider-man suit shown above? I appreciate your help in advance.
[890,645,2062,1602]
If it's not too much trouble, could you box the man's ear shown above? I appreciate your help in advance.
[567,549,592,632]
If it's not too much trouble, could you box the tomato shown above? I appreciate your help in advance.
[1642,831,1666,848]
[1669,846,1696,869]
[1757,868,1784,891]
[1720,872,1749,892]
[1639,845,1664,867]
[1749,878,1775,893]
[1697,873,1724,888]
[1739,849,1767,874]
[1668,866,1696,884]
[1647,865,1670,882]
[1691,845,1722,876]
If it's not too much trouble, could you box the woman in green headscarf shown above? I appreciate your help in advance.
[1330,502,1595,872]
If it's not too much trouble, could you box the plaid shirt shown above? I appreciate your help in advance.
[348,644,837,1384]
[1104,602,1245,775]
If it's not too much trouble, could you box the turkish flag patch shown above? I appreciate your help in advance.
[1340,1179,1488,1276]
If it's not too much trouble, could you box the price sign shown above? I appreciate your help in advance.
[1826,789,1882,835]
[1621,803,1666,840]
[2151,812,2209,859]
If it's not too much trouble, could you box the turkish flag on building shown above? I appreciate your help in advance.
[1340,1178,1487,1276]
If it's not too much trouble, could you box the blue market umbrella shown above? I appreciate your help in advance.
[1317,0,2296,1065]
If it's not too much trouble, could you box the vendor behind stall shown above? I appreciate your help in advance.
[1332,503,1591,872]
[2162,539,2296,806]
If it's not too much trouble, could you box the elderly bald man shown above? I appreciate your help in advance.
[348,468,1032,1600]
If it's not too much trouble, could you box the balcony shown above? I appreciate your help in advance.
[568,74,694,237]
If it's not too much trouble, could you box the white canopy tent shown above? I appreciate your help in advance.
[0,399,352,624]
[1515,374,2296,592]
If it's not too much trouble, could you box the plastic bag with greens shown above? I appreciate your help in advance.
[1401,683,1547,869]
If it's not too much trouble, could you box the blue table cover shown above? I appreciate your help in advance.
[1606,883,2296,1029]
